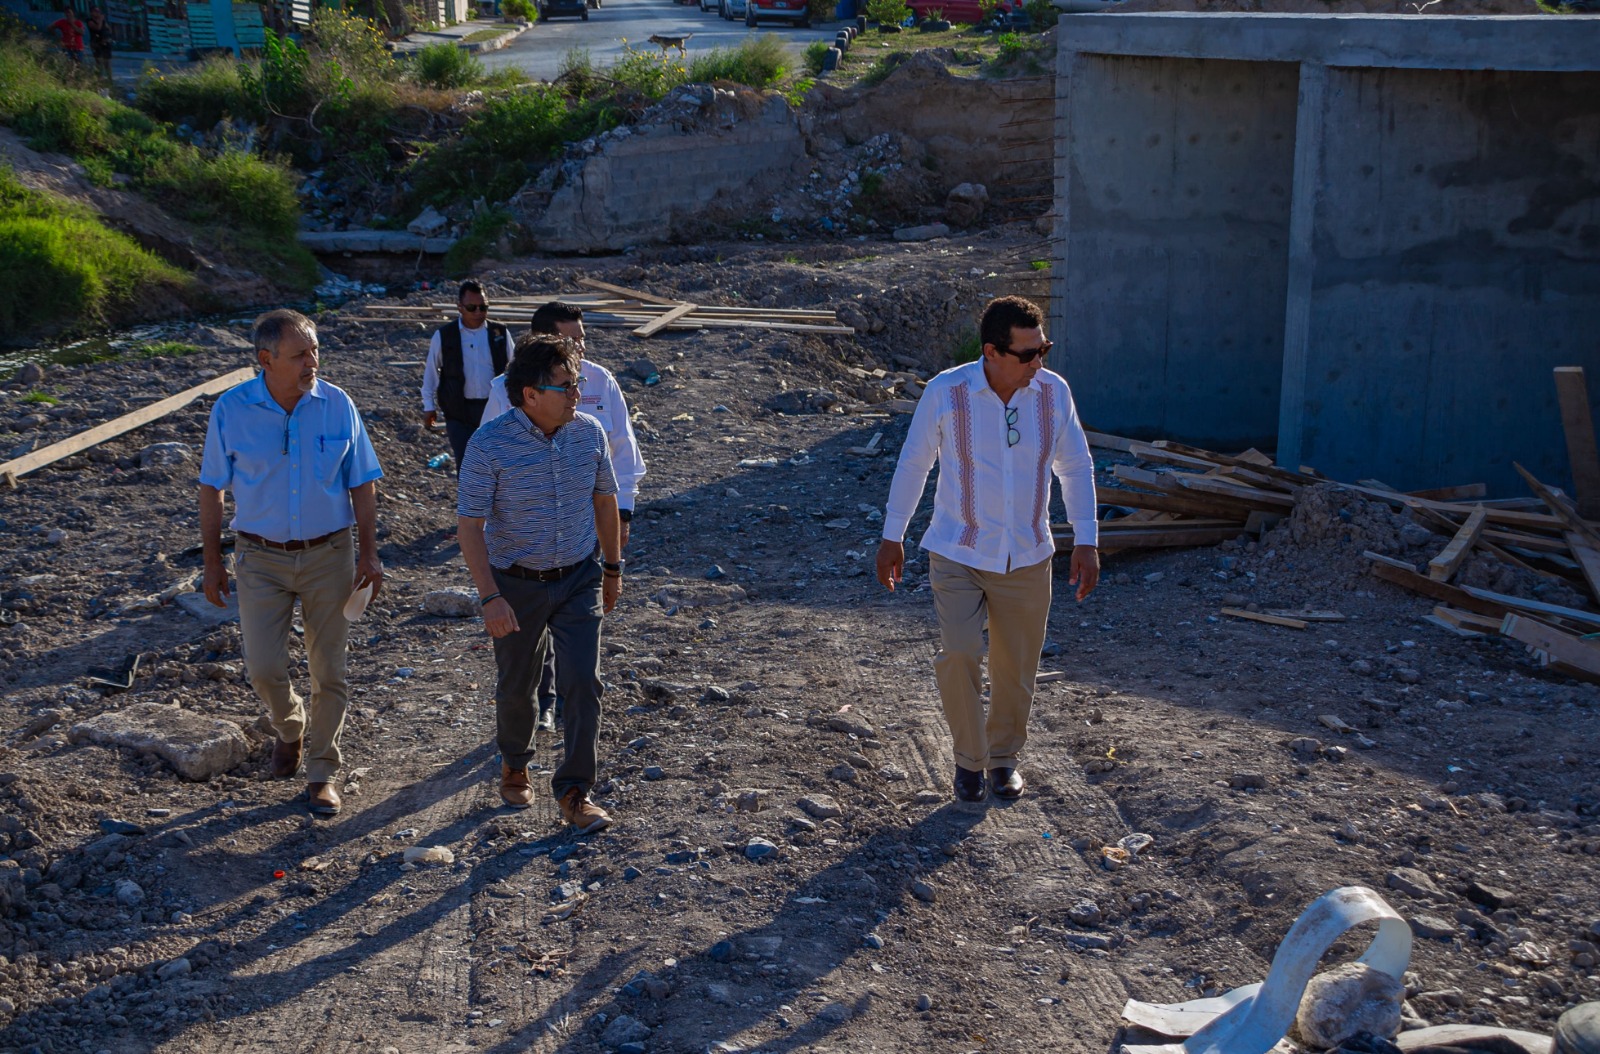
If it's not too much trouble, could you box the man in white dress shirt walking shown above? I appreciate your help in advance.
[877,296,1100,803]
[421,280,511,470]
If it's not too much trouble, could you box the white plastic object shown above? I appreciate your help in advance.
[342,581,375,622]
[1121,885,1412,1054]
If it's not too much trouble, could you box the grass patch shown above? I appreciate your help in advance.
[461,26,514,43]
[1030,259,1049,271]
[130,340,202,358]
[21,390,59,405]
[0,169,192,337]
[688,34,789,88]
[952,328,981,365]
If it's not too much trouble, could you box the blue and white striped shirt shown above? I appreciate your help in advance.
[457,408,617,570]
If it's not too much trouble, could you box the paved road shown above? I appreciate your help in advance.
[478,0,841,80]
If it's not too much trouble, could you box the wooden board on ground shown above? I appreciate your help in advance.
[1084,430,1138,452]
[1501,613,1600,679]
[1221,607,1308,629]
[1461,583,1600,629]
[1514,461,1600,546]
[1428,506,1487,582]
[1433,606,1503,634]
[0,366,255,485]
[632,302,699,338]
[1407,483,1488,501]
[1554,366,1600,520]
[1112,466,1265,518]
[1365,557,1510,619]
[575,277,682,305]
[1265,609,1346,622]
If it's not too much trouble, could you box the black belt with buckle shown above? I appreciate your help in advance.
[496,557,590,583]
[236,529,341,552]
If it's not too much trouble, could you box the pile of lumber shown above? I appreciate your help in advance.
[348,278,852,338]
[1061,365,1600,682]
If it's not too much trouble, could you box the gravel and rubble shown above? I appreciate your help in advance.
[0,230,1597,1053]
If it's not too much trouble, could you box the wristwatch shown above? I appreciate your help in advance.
[603,560,624,574]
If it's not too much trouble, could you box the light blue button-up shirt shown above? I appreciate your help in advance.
[199,375,384,542]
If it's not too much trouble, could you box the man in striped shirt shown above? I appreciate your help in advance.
[457,335,624,833]
[877,296,1100,804]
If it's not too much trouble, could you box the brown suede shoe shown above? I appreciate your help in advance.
[500,763,533,809]
[559,787,612,834]
[307,782,341,816]
[271,737,303,779]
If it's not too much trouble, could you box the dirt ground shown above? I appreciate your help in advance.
[1,230,1597,1054]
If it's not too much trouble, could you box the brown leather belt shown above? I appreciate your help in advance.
[236,529,341,552]
[496,557,590,583]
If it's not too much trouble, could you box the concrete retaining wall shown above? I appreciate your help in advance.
[1052,14,1600,494]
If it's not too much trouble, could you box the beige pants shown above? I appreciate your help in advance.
[929,552,1052,771]
[234,532,354,783]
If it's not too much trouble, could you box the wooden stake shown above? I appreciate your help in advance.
[1555,366,1600,520]
[1221,608,1308,630]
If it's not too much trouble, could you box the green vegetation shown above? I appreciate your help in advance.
[1029,258,1049,271]
[0,169,192,336]
[442,207,512,276]
[803,39,832,76]
[412,40,485,88]
[131,340,203,358]
[865,0,911,25]
[461,26,514,43]
[21,390,59,405]
[953,329,981,365]
[688,34,788,88]
[501,0,535,17]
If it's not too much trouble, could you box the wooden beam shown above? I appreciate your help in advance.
[1341,480,1566,532]
[632,302,699,338]
[1514,461,1600,547]
[1366,557,1509,619]
[1097,484,1256,520]
[1111,467,1263,518]
[1052,523,1248,549]
[1175,473,1296,508]
[1221,608,1308,630]
[1432,605,1503,635]
[1565,531,1600,606]
[1407,483,1488,502]
[1461,584,1600,629]
[1152,440,1319,485]
[575,277,682,305]
[1083,430,1138,452]
[0,367,256,483]
[1428,506,1488,582]
[1554,366,1600,520]
[1502,613,1600,678]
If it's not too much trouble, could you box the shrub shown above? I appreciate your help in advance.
[803,39,831,75]
[135,57,260,127]
[501,0,535,19]
[442,206,512,276]
[608,42,686,100]
[308,8,397,84]
[952,329,980,365]
[865,0,910,24]
[140,144,300,240]
[411,40,483,88]
[1023,0,1055,26]
[556,46,599,94]
[687,34,788,88]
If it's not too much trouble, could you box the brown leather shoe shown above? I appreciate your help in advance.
[499,763,532,809]
[307,782,341,816]
[559,787,612,834]
[271,737,303,779]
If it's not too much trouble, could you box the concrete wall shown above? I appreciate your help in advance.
[521,91,809,253]
[1053,14,1600,495]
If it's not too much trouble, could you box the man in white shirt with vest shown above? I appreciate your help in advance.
[422,279,511,470]
[877,296,1100,803]
[480,301,646,732]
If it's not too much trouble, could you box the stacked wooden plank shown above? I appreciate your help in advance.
[1064,366,1600,679]
[349,278,852,338]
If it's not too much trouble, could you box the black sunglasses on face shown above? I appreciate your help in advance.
[460,303,488,313]
[998,339,1053,364]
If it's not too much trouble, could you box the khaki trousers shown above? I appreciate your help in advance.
[234,532,354,783]
[929,552,1052,771]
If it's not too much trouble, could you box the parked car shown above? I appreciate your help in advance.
[718,0,747,19]
[745,0,809,26]
[539,0,588,19]
[905,0,1016,21]
[699,0,718,12]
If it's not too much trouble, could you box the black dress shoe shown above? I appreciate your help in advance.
[535,707,556,733]
[954,766,987,802]
[990,767,1024,800]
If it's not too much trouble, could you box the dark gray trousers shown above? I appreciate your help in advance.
[491,556,604,799]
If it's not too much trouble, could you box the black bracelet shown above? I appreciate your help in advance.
[603,569,622,578]
[479,592,502,606]
[603,561,624,572]
[618,509,633,523]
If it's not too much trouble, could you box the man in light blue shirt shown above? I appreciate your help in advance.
[199,309,384,817]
